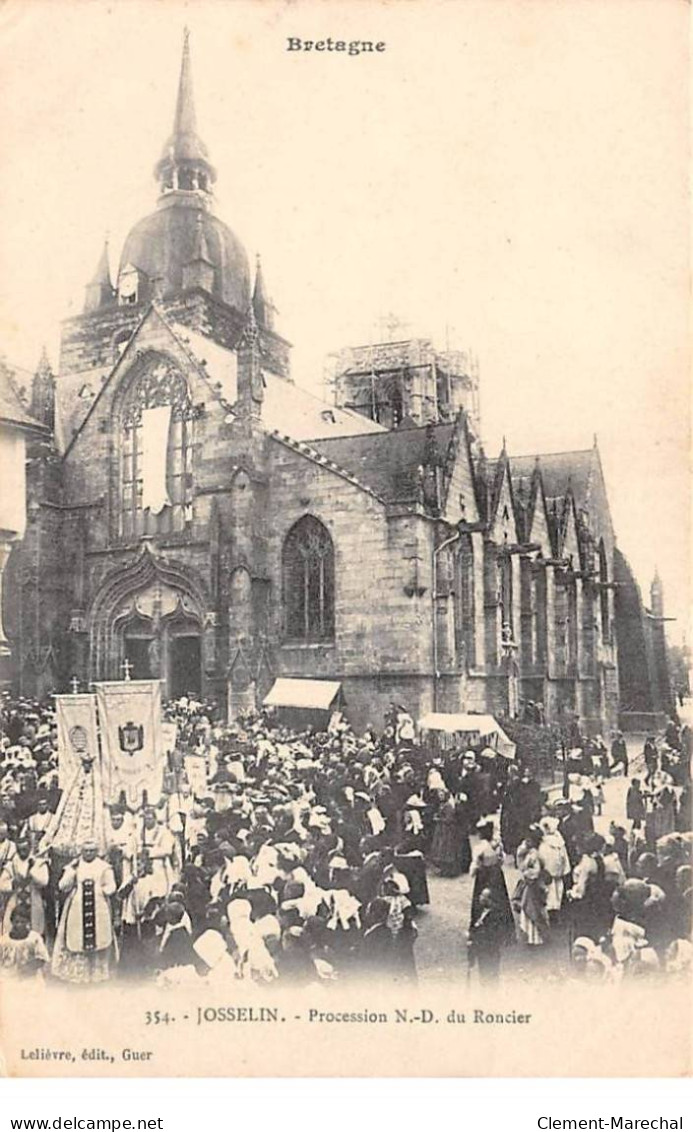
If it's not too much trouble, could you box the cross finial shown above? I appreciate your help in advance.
[376,312,409,342]
[70,675,80,695]
[121,657,133,681]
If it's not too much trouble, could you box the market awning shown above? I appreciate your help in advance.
[417,712,516,758]
[263,678,342,711]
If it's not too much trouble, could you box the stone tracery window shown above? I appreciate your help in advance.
[282,516,335,641]
[120,356,194,538]
[598,540,610,644]
[455,533,476,665]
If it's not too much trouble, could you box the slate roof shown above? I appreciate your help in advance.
[0,366,45,432]
[263,374,385,441]
[509,450,594,510]
[309,422,455,502]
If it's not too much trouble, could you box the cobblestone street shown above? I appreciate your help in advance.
[415,738,649,985]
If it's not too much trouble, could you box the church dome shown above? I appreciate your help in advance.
[119,198,250,311]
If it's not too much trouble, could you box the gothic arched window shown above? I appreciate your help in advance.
[598,540,610,644]
[120,356,194,539]
[282,516,335,642]
[455,533,476,665]
[499,552,514,639]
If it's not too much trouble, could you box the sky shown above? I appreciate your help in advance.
[0,0,689,641]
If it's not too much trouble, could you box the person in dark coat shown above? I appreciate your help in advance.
[664,719,681,751]
[500,765,523,857]
[467,886,509,983]
[627,779,646,833]
[610,732,629,776]
[469,820,515,944]
[500,765,525,857]
[514,769,543,834]
[359,898,394,978]
[430,792,463,877]
[391,904,418,984]
[458,755,485,824]
[643,738,658,786]
[393,838,430,907]
[453,791,473,875]
[155,902,199,971]
[568,834,613,944]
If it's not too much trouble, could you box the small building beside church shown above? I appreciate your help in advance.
[1,35,673,735]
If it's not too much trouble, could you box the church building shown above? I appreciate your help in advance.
[1,35,673,735]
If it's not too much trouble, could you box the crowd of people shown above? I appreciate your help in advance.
[0,691,691,990]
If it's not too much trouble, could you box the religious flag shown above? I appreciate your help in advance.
[55,693,100,790]
[183,755,207,797]
[161,721,178,754]
[95,679,164,808]
[140,404,171,514]
[46,693,107,856]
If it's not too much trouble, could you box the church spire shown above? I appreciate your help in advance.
[154,29,216,196]
[651,569,664,617]
[30,347,55,429]
[89,239,112,288]
[237,302,264,418]
[174,27,197,141]
[84,238,115,312]
[252,255,276,330]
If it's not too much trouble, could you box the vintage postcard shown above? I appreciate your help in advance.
[0,0,690,1077]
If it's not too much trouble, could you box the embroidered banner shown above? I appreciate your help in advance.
[183,754,207,797]
[161,721,178,754]
[45,694,107,855]
[140,404,172,514]
[55,693,100,790]
[95,680,164,808]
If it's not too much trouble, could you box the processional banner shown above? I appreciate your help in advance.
[55,693,100,789]
[95,679,164,808]
[161,721,178,754]
[183,755,207,797]
[48,693,107,855]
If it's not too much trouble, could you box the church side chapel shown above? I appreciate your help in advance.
[1,34,674,736]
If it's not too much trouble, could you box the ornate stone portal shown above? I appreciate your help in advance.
[87,546,209,698]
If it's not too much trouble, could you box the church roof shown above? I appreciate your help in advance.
[88,240,112,288]
[468,442,615,554]
[119,203,250,312]
[508,449,595,510]
[309,422,455,502]
[263,374,384,440]
[171,320,384,440]
[0,364,46,433]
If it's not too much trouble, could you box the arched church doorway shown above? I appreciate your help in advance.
[115,583,203,697]
[169,635,202,698]
[87,547,210,696]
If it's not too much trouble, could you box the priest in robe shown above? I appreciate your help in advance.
[51,840,117,984]
[0,836,50,938]
[22,795,53,852]
[0,821,17,925]
[123,808,177,927]
[106,807,137,934]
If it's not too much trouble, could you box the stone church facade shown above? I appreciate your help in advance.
[2,37,673,734]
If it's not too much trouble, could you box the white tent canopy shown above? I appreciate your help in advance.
[263,678,342,711]
[417,712,516,758]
